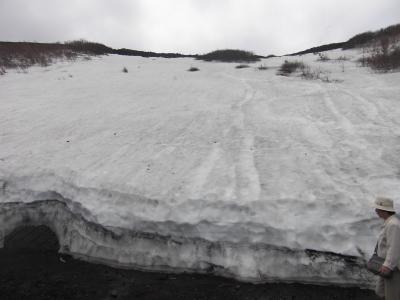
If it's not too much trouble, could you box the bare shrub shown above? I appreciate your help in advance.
[257,64,268,70]
[336,56,349,62]
[37,53,52,67]
[301,66,319,80]
[122,67,128,73]
[277,60,305,76]
[317,53,330,62]
[362,48,400,71]
[358,36,400,72]
[301,66,333,82]
[64,50,78,61]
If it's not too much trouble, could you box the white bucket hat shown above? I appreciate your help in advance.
[374,197,395,212]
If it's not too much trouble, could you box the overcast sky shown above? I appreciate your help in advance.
[1,0,399,55]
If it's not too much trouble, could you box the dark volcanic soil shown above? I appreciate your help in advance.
[0,225,378,300]
[0,249,378,300]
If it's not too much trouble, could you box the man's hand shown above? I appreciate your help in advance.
[380,265,392,276]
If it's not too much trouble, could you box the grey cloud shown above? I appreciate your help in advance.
[0,0,399,55]
[0,0,144,46]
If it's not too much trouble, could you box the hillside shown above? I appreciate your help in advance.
[289,23,400,56]
[0,40,192,73]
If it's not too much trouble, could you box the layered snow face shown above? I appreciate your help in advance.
[0,200,374,287]
[1,51,400,285]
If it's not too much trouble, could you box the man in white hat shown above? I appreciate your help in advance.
[374,197,400,300]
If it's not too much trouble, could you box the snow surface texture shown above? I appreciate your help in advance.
[1,50,399,286]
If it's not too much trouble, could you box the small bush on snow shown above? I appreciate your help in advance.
[235,64,250,69]
[317,53,330,62]
[277,60,305,76]
[301,66,333,82]
[336,55,349,61]
[122,67,128,73]
[360,47,400,72]
[187,67,199,72]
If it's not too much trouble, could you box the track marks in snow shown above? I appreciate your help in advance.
[319,86,355,136]
[187,144,222,199]
[224,75,261,202]
[235,132,261,202]
[186,75,261,202]
[232,81,261,202]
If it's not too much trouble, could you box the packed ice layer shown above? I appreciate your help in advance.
[1,50,400,286]
[0,200,374,287]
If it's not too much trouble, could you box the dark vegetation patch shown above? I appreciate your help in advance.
[289,23,400,56]
[277,60,305,76]
[187,66,199,72]
[346,24,400,71]
[359,46,400,72]
[0,40,111,71]
[235,64,250,69]
[0,40,193,73]
[277,60,337,82]
[114,48,191,58]
[64,39,112,55]
[197,49,261,63]
[343,24,400,49]
[287,23,400,72]
[0,42,80,70]
[289,42,346,56]
[350,24,400,71]
[122,66,128,73]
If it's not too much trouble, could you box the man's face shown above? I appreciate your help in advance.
[375,208,387,219]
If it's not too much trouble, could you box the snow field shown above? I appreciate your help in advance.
[1,49,400,285]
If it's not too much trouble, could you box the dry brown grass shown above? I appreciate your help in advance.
[0,40,110,73]
[360,48,400,71]
[277,60,305,76]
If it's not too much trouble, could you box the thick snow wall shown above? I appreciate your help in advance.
[0,199,374,288]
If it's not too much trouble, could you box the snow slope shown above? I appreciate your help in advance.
[1,50,400,286]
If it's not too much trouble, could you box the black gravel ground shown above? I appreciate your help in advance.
[0,225,379,300]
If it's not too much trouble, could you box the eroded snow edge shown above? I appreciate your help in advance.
[0,199,374,288]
